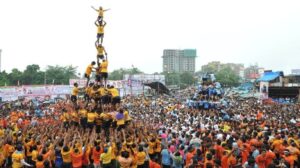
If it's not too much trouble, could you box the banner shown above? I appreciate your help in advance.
[69,79,125,89]
[0,85,71,101]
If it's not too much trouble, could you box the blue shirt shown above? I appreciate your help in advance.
[161,149,171,166]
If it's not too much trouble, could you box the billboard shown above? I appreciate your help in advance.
[0,85,71,101]
[69,79,125,89]
[291,69,300,75]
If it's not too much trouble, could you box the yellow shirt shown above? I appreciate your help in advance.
[61,150,71,163]
[71,112,79,122]
[87,112,96,123]
[72,87,79,96]
[155,139,161,152]
[97,9,104,17]
[62,113,70,122]
[0,129,4,138]
[85,87,92,96]
[79,109,87,118]
[148,142,155,154]
[32,150,38,162]
[100,147,112,164]
[12,151,24,168]
[111,143,117,160]
[117,119,125,126]
[109,88,119,97]
[99,88,108,96]
[136,152,146,165]
[124,111,131,121]
[98,26,104,34]
[100,113,112,121]
[85,64,93,76]
[97,46,105,55]
[100,61,108,73]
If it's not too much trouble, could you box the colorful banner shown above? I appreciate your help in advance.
[69,79,125,89]
[0,85,71,101]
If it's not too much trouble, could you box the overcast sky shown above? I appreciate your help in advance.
[0,0,300,75]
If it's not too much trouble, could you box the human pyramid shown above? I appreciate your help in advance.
[68,6,126,139]
[70,6,121,111]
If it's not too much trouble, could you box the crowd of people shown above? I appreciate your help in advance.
[1,4,300,168]
[1,81,300,168]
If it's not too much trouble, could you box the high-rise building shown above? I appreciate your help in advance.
[162,49,197,73]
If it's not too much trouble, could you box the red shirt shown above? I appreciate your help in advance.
[149,160,161,168]
[185,152,194,167]
[221,156,229,168]
[265,151,275,167]
[255,154,266,168]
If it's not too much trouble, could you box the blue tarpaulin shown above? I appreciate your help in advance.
[258,72,280,82]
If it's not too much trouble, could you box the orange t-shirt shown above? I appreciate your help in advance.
[221,155,229,168]
[71,152,83,168]
[185,152,194,167]
[257,112,263,120]
[214,145,224,160]
[92,148,102,164]
[228,156,237,167]
[149,160,161,168]
[265,151,275,167]
[255,155,266,168]
[250,138,258,146]
[284,155,295,167]
[241,150,249,164]
[36,161,44,168]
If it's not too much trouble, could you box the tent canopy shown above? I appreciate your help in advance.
[144,82,170,95]
[258,71,281,82]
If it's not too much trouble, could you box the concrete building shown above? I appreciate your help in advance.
[162,49,197,73]
[291,69,300,75]
[244,65,264,80]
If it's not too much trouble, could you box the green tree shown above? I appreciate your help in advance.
[108,68,143,80]
[0,71,9,86]
[163,72,179,85]
[22,64,44,85]
[45,65,78,84]
[215,67,240,87]
[180,72,195,86]
[8,68,23,86]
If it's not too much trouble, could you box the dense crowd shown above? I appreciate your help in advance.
[3,2,300,168]
[0,83,300,168]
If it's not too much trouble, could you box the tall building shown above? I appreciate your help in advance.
[162,49,197,73]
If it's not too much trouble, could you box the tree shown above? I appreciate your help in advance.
[22,64,44,85]
[215,67,240,87]
[8,68,23,86]
[162,72,195,88]
[180,72,195,86]
[108,68,143,80]
[45,65,78,84]
[0,71,9,86]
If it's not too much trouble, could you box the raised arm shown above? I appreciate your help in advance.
[91,6,98,12]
